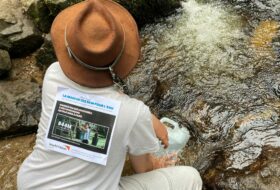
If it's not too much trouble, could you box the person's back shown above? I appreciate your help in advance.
[17,62,158,189]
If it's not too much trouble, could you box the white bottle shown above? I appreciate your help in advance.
[155,117,190,156]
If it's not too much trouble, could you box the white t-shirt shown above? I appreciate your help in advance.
[17,62,159,190]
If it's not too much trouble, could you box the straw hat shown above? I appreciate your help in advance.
[51,0,140,88]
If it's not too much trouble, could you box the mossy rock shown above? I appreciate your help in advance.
[27,0,53,33]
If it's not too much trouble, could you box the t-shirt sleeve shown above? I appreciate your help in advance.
[127,102,160,155]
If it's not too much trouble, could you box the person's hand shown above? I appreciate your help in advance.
[152,114,169,148]
[152,152,178,169]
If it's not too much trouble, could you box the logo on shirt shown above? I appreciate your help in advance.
[65,145,71,151]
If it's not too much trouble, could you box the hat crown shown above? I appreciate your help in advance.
[66,0,124,67]
[51,0,140,88]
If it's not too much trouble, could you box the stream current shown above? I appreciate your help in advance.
[127,0,280,189]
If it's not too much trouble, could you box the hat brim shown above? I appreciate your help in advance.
[51,0,140,88]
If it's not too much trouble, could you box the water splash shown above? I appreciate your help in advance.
[178,0,243,47]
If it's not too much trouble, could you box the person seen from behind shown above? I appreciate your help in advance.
[17,0,203,189]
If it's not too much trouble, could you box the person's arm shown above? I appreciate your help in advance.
[126,105,172,173]
[129,153,178,173]
[152,114,169,148]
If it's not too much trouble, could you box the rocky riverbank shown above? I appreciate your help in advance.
[1,0,280,190]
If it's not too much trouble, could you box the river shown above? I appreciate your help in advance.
[127,0,280,189]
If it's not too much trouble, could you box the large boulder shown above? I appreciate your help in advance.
[0,0,44,57]
[0,80,41,137]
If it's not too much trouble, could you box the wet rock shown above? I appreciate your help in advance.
[0,0,44,58]
[227,0,280,21]
[0,80,41,137]
[272,82,280,98]
[217,148,280,190]
[0,50,12,78]
[8,19,44,57]
[26,0,53,33]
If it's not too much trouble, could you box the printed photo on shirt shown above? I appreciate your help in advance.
[47,101,115,154]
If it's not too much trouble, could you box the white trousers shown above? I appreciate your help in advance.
[119,166,202,190]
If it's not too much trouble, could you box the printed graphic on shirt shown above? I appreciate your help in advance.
[48,101,114,154]
[45,87,121,165]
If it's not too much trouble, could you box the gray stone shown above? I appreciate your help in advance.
[0,0,44,58]
[0,23,22,36]
[0,80,41,137]
[8,18,44,57]
[0,0,19,25]
[0,50,11,77]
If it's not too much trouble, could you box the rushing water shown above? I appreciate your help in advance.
[127,0,280,189]
[1,1,279,190]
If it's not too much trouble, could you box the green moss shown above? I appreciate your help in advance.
[27,0,53,33]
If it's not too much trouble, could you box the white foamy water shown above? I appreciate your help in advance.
[142,0,252,86]
[178,0,242,47]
